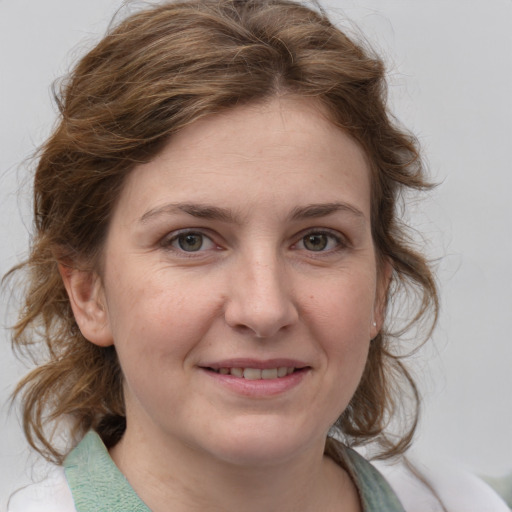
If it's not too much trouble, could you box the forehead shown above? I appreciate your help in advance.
[162,97,367,172]
[112,96,372,224]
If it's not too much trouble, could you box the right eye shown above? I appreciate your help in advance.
[292,229,345,254]
[164,231,216,253]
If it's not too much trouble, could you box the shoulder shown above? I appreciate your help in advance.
[374,456,510,512]
[7,465,76,512]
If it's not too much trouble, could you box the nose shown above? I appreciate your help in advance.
[224,253,299,339]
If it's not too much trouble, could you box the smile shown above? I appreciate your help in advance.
[209,367,296,380]
[201,362,310,396]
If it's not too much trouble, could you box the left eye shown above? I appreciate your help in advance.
[296,232,341,252]
[168,232,216,252]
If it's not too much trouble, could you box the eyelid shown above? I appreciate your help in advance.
[158,226,348,256]
[292,228,349,252]
[160,228,221,255]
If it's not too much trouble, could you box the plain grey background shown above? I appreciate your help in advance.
[1,0,511,507]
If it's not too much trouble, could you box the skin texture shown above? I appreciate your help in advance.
[62,97,389,512]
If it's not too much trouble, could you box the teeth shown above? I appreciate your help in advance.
[277,367,288,378]
[243,368,261,380]
[261,368,278,379]
[213,366,297,379]
[230,367,244,378]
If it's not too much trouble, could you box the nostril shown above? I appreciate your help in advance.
[223,271,299,338]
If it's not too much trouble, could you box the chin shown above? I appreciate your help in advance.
[201,417,325,467]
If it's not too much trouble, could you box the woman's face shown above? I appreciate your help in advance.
[77,97,387,466]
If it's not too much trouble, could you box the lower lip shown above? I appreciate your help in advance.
[201,368,309,397]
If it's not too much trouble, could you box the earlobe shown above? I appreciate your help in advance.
[58,262,113,347]
[371,259,393,339]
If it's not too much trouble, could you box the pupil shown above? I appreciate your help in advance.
[178,234,203,251]
[304,234,327,251]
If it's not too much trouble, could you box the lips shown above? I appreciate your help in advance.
[202,359,309,382]
[209,367,296,380]
[201,360,310,396]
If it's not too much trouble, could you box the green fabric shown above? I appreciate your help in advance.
[64,431,404,511]
[64,431,150,512]
[343,447,406,511]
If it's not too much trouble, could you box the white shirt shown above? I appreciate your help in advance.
[374,458,510,512]
[6,466,75,512]
[7,459,509,512]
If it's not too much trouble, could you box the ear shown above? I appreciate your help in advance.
[58,262,113,347]
[370,258,393,340]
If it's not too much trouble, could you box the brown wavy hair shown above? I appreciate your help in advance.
[6,0,438,463]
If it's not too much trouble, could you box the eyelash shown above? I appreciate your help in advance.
[292,229,347,254]
[160,228,347,257]
[160,230,218,255]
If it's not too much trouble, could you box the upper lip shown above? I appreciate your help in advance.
[200,358,309,370]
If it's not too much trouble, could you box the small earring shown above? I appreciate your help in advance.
[371,321,378,343]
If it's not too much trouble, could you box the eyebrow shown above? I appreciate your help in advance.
[139,203,237,224]
[290,202,365,222]
[139,201,365,224]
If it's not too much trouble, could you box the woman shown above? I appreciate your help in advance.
[5,0,507,510]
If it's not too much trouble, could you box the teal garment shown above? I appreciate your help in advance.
[64,431,150,512]
[64,431,405,512]
[342,448,405,512]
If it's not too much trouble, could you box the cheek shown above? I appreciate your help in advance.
[307,275,376,342]
[105,267,223,363]
[105,282,216,406]
[304,274,375,394]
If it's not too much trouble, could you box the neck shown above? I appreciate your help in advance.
[109,424,361,512]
